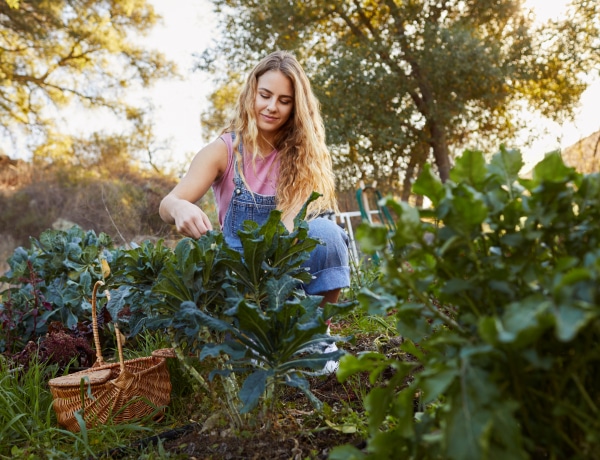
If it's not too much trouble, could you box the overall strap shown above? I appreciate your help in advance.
[230,132,244,193]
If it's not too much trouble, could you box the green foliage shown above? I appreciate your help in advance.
[0,202,363,451]
[0,357,60,455]
[0,226,113,352]
[0,0,176,146]
[107,239,175,336]
[88,192,357,419]
[150,192,356,415]
[197,292,350,413]
[337,148,600,459]
[147,231,231,349]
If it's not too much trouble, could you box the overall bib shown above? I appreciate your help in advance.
[221,138,350,295]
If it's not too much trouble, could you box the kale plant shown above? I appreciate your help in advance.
[161,193,355,418]
[102,192,355,422]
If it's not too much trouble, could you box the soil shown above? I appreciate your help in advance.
[163,423,363,460]
[100,371,370,460]
[162,373,367,460]
[102,331,389,460]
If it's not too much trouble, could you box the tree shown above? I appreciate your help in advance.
[199,0,600,196]
[199,78,241,142]
[0,0,176,157]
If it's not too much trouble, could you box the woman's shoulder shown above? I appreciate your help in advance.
[208,133,233,183]
[199,135,229,159]
[219,131,234,148]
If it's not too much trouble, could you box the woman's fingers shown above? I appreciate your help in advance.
[176,208,213,239]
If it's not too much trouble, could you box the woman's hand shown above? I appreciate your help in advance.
[168,198,213,239]
[159,137,228,238]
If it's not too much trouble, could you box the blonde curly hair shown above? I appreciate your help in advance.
[222,50,338,220]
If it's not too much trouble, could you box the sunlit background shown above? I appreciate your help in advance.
[2,0,598,173]
[519,0,600,169]
[141,0,599,172]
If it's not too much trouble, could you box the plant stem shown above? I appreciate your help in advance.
[572,374,598,414]
[169,339,211,394]
[219,362,244,429]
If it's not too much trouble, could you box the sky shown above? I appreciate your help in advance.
[133,0,217,167]
[2,0,598,173]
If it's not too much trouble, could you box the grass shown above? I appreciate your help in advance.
[0,331,205,459]
[0,357,60,457]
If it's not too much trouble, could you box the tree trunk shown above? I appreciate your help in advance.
[402,155,417,202]
[429,122,451,183]
[401,141,429,202]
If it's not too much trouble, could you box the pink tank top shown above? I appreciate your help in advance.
[212,132,280,226]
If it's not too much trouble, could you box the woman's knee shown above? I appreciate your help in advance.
[304,218,350,283]
[308,218,349,255]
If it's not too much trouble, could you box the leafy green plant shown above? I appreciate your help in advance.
[142,231,230,342]
[0,261,52,353]
[64,192,358,429]
[106,239,174,337]
[196,279,352,416]
[334,148,600,459]
[112,193,357,423]
[0,226,113,352]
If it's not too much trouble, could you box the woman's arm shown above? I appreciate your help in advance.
[159,137,228,239]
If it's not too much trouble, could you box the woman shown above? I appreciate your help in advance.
[159,50,349,305]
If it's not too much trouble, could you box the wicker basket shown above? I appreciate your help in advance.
[48,280,174,432]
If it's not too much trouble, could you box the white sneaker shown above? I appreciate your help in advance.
[321,342,339,374]
[317,328,339,374]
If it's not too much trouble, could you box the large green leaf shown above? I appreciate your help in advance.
[489,146,524,188]
[450,149,487,189]
[239,370,270,413]
[478,298,552,348]
[412,164,445,206]
[442,184,488,235]
[365,387,393,436]
[554,302,596,342]
[265,275,303,313]
[531,151,575,185]
[417,365,459,404]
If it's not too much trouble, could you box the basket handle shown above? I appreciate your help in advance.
[92,280,127,373]
[91,280,106,365]
[114,321,126,373]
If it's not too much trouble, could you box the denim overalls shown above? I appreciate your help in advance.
[222,138,350,295]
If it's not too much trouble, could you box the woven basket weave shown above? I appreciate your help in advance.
[48,280,173,432]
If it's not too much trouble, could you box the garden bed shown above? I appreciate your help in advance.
[99,330,392,459]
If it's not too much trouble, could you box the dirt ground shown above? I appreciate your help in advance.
[102,371,369,460]
[163,374,366,459]
[164,424,363,460]
[104,332,384,459]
